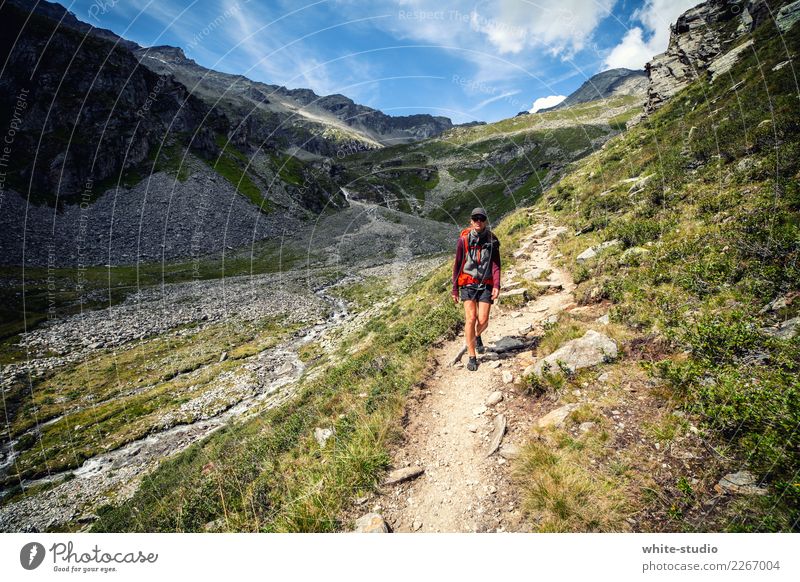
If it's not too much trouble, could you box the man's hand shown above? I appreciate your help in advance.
[491,287,499,301]
[452,292,459,304]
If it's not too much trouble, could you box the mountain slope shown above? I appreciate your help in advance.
[523,0,800,531]
[336,92,644,224]
[134,45,453,155]
[0,0,455,268]
[540,68,647,112]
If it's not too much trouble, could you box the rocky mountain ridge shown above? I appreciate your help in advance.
[643,0,799,114]
[539,68,648,112]
[134,44,453,155]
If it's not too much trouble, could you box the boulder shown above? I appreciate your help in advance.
[531,330,618,377]
[714,471,767,496]
[536,404,579,429]
[576,240,621,263]
[354,513,389,533]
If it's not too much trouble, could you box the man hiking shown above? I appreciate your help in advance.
[452,207,501,371]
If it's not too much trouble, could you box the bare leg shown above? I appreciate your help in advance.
[463,300,478,357]
[475,301,492,339]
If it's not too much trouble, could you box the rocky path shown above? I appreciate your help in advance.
[366,221,576,532]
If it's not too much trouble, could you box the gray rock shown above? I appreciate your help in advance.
[499,288,529,303]
[219,351,228,362]
[499,444,520,459]
[759,293,794,314]
[314,427,334,447]
[354,513,389,533]
[708,39,754,81]
[576,240,621,263]
[536,404,579,429]
[715,471,767,496]
[644,0,752,114]
[760,317,799,340]
[383,466,424,486]
[486,391,504,406]
[484,414,507,457]
[531,330,618,377]
[492,336,527,352]
[772,60,791,72]
[777,0,800,32]
[596,313,610,325]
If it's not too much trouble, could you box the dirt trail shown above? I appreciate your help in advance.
[373,221,577,532]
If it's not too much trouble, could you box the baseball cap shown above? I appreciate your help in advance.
[470,207,488,220]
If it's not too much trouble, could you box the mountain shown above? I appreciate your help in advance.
[1,0,798,536]
[133,45,453,154]
[335,80,644,224]
[539,68,648,112]
[644,0,777,113]
[0,0,453,268]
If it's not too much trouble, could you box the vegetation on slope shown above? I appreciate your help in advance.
[526,16,799,531]
[337,95,642,224]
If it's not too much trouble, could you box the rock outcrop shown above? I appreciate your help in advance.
[528,329,618,377]
[643,0,779,114]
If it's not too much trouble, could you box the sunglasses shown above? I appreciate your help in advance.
[471,216,487,222]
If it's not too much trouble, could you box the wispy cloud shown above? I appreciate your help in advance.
[471,89,522,111]
[224,1,387,99]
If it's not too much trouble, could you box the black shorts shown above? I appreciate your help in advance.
[460,285,493,304]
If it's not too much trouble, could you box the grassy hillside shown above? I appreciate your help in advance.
[337,95,642,224]
[522,14,799,531]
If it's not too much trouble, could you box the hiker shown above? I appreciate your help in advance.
[452,207,501,371]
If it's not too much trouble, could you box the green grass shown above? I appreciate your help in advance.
[327,276,395,312]
[512,426,630,532]
[2,318,300,483]
[0,236,311,351]
[208,150,272,212]
[540,15,800,531]
[89,260,463,532]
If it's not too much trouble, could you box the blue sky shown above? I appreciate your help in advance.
[65,0,702,124]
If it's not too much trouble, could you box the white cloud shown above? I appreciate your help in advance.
[470,0,617,57]
[604,0,704,69]
[530,94,566,112]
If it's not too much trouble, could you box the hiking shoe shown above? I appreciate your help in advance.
[476,336,485,354]
[467,357,478,371]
